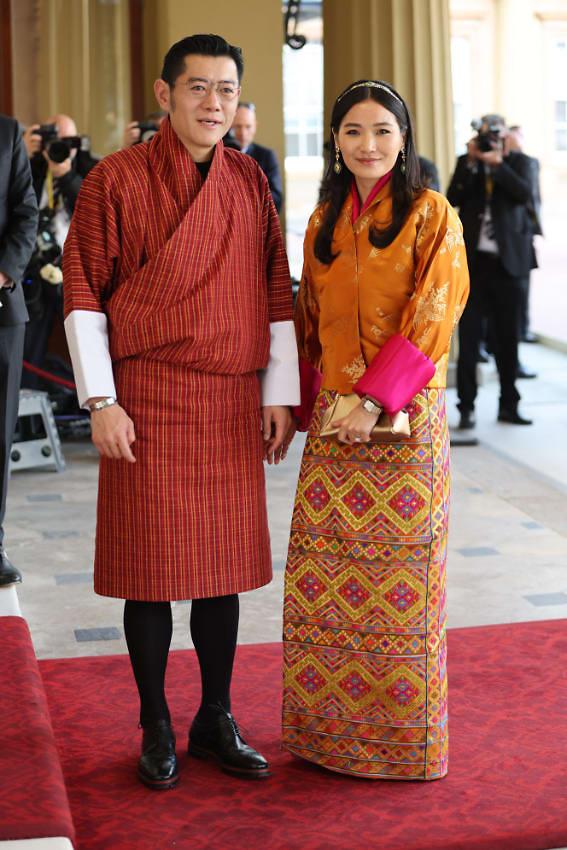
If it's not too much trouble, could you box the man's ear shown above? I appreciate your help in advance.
[153,79,170,112]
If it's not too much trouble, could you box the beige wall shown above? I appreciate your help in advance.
[142,0,286,179]
[10,0,131,156]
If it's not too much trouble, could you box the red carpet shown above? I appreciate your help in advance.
[40,620,567,850]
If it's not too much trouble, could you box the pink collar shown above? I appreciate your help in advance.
[351,171,392,222]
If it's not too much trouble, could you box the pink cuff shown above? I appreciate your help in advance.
[292,358,322,431]
[353,334,436,413]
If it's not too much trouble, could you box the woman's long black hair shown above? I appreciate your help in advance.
[314,80,424,265]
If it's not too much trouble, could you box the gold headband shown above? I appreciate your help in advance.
[336,81,403,105]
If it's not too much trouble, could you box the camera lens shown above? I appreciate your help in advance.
[46,139,71,163]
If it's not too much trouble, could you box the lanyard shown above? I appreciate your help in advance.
[46,170,55,210]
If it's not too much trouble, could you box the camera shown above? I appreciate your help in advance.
[46,136,83,163]
[35,123,59,148]
[34,123,86,162]
[136,121,159,143]
[471,118,504,153]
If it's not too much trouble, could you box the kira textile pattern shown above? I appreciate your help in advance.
[283,388,449,779]
[38,625,567,850]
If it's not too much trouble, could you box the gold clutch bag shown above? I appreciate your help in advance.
[319,393,410,441]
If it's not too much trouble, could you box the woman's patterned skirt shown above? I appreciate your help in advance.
[282,388,450,779]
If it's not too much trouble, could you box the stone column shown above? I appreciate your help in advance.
[323,0,455,189]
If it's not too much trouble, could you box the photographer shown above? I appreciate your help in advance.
[447,114,536,429]
[21,114,98,388]
[122,111,166,147]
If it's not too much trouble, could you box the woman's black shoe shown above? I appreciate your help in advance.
[137,719,179,790]
[188,703,270,779]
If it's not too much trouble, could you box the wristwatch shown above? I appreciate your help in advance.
[361,396,382,416]
[88,397,117,412]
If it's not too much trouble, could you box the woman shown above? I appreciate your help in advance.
[282,80,469,780]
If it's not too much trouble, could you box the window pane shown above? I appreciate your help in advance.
[306,133,320,156]
[286,134,300,156]
[555,101,567,122]
[556,128,567,151]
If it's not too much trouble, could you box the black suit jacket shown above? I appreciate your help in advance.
[244,143,283,213]
[0,115,39,325]
[447,151,536,278]
[526,155,542,236]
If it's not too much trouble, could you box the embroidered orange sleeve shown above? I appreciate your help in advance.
[398,198,470,362]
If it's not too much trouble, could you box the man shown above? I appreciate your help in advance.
[22,115,98,386]
[447,114,536,428]
[0,115,39,585]
[63,35,299,789]
[228,102,283,212]
[122,110,167,148]
[506,125,542,345]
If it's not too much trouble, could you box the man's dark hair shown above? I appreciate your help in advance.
[161,34,244,86]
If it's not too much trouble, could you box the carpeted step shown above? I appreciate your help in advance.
[39,622,567,850]
[0,616,75,847]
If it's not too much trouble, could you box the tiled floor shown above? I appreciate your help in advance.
[4,341,567,660]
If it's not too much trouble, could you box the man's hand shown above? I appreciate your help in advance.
[478,149,503,167]
[44,152,72,178]
[262,405,292,465]
[332,402,379,444]
[123,121,141,147]
[23,124,42,157]
[0,271,12,289]
[466,137,480,162]
[89,403,136,463]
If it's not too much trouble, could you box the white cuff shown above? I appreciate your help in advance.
[259,320,300,406]
[64,310,116,408]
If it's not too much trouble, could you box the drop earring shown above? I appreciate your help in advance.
[400,146,406,174]
[334,145,342,174]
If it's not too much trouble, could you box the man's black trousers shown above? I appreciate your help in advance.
[457,251,522,414]
[0,323,25,547]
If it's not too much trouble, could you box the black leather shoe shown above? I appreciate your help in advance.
[188,703,270,779]
[517,364,537,379]
[0,550,22,586]
[458,410,476,430]
[137,719,179,790]
[498,408,533,425]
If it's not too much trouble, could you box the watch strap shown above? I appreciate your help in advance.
[88,397,117,412]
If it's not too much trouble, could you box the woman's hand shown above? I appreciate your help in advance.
[262,405,292,465]
[90,404,136,462]
[332,402,379,444]
[281,418,298,461]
